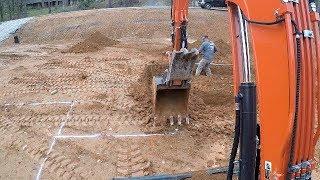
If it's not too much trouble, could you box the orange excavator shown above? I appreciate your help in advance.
[151,0,320,179]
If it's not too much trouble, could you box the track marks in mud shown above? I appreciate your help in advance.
[2,55,135,102]
[100,57,130,62]
[116,141,151,177]
[65,115,109,132]
[36,57,95,71]
[0,118,51,174]
[1,104,101,179]
[42,151,84,179]
[9,73,89,86]
[0,105,85,179]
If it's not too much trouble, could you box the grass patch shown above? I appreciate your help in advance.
[27,6,77,17]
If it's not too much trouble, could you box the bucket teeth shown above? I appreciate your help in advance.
[169,116,174,126]
[185,117,190,125]
[177,115,182,126]
[167,115,190,126]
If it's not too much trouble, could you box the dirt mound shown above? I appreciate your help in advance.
[65,31,119,53]
[127,62,168,125]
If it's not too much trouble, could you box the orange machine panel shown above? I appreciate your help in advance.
[226,0,320,179]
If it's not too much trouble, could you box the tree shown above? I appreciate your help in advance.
[22,0,27,18]
[0,1,4,21]
[63,0,68,7]
[78,0,95,9]
[56,0,59,8]
[48,0,52,13]
[107,0,113,8]
[18,0,24,18]
[13,0,18,19]
[8,0,13,20]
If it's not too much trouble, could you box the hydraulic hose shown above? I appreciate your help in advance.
[287,36,302,180]
[180,21,188,49]
[227,96,241,180]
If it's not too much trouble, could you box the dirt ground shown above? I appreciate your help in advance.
[0,7,318,180]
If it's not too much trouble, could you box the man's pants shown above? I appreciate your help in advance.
[195,59,212,76]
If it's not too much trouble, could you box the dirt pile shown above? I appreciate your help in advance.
[65,31,119,53]
[128,62,168,125]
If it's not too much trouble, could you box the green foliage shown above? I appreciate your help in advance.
[0,0,28,22]
[77,0,96,9]
[27,5,76,17]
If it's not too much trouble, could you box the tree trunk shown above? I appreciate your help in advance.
[63,0,67,7]
[22,0,27,18]
[8,0,13,20]
[18,0,22,18]
[12,0,16,19]
[48,0,52,13]
[107,0,113,8]
[0,1,3,21]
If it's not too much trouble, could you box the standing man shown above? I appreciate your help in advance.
[195,35,217,76]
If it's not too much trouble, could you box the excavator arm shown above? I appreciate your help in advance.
[171,0,189,51]
[152,0,199,125]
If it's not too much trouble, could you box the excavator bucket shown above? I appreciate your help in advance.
[152,48,199,125]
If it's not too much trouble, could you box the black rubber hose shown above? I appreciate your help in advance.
[241,13,285,26]
[255,124,261,180]
[241,13,302,36]
[286,36,302,179]
[227,96,242,180]
[180,21,188,49]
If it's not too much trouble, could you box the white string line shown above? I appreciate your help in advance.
[35,101,75,180]
[54,131,178,140]
[54,134,101,139]
[110,132,177,138]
